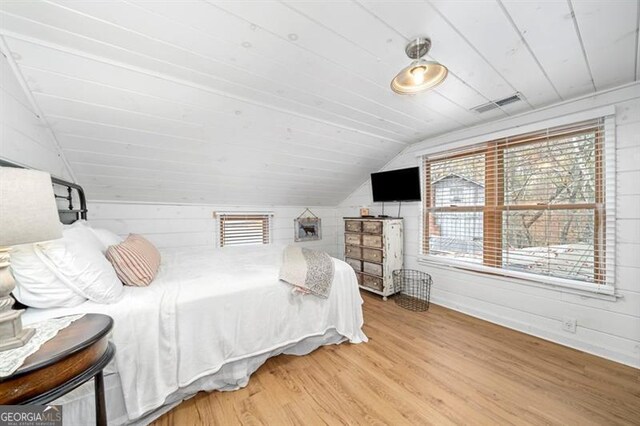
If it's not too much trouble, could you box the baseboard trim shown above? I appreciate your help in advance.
[430,295,640,369]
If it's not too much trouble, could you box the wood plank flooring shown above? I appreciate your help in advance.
[152,292,640,425]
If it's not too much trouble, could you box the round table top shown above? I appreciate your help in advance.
[0,313,113,381]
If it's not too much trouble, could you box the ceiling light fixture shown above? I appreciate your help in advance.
[391,37,448,95]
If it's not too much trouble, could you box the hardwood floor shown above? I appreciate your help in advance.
[152,292,640,425]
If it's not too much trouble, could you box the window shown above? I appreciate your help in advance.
[422,118,614,289]
[219,214,271,247]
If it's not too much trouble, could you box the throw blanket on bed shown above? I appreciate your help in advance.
[279,245,335,298]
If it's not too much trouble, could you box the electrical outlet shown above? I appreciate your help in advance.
[562,317,577,333]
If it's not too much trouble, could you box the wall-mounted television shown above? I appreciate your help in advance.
[371,167,421,202]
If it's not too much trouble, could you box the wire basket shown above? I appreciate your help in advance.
[392,269,432,312]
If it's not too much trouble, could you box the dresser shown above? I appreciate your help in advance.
[343,217,403,300]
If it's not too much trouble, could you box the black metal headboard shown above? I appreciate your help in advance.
[0,159,87,224]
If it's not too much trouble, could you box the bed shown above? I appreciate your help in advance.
[2,161,367,425]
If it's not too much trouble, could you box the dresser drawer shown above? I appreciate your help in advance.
[345,220,362,233]
[345,245,362,259]
[363,261,382,276]
[362,234,382,248]
[362,248,383,263]
[345,233,361,246]
[345,257,362,272]
[362,221,382,234]
[356,273,363,286]
[362,274,383,291]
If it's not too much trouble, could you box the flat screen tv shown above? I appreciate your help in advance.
[371,167,421,202]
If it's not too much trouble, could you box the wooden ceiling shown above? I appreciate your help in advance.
[1,0,638,205]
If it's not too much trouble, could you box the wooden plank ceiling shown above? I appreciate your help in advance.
[1,0,638,205]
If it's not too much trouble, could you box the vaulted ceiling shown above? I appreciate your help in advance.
[1,0,638,205]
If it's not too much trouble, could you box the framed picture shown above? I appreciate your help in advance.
[360,207,370,217]
[294,217,322,242]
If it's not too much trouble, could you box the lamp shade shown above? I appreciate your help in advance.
[391,60,448,95]
[0,167,62,246]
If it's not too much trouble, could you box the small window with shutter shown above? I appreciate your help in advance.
[219,214,271,247]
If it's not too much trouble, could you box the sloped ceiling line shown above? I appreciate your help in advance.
[79,175,348,197]
[52,125,390,166]
[54,120,378,176]
[70,159,359,189]
[49,0,428,137]
[0,29,406,145]
[76,172,351,192]
[0,34,77,181]
[17,63,396,161]
[39,103,395,166]
[26,0,444,134]
[0,37,405,182]
[47,121,373,179]
[26,70,398,160]
[40,90,391,157]
[70,162,354,189]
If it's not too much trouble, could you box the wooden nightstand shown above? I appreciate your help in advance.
[0,314,114,426]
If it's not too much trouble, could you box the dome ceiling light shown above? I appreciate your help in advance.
[391,37,448,95]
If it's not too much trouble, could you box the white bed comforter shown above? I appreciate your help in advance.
[23,244,367,421]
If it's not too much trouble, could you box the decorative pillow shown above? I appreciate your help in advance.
[90,227,124,254]
[11,243,87,308]
[36,225,124,304]
[106,234,161,287]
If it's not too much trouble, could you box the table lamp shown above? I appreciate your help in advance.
[0,167,63,351]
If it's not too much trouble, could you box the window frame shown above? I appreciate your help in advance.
[218,213,272,247]
[418,112,616,296]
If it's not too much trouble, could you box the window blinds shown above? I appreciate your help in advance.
[219,214,271,247]
[422,117,614,288]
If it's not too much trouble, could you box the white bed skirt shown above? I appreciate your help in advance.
[55,329,346,425]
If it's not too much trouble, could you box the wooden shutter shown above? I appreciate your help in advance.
[423,118,610,286]
[219,214,271,247]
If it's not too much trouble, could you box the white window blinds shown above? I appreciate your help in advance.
[422,117,615,289]
[219,214,271,247]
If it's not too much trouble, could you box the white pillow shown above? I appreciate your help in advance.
[66,220,124,254]
[90,228,124,253]
[63,221,104,253]
[11,243,87,308]
[36,226,124,304]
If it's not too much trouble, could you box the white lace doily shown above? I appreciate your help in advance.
[0,314,85,377]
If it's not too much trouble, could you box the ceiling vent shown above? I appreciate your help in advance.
[471,93,522,113]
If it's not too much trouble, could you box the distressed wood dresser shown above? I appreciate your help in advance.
[343,217,403,300]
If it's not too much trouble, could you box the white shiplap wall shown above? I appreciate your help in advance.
[87,202,339,257]
[0,52,71,179]
[339,83,640,368]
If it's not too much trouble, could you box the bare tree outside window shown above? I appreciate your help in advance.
[423,120,605,285]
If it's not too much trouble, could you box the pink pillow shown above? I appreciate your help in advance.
[106,234,160,286]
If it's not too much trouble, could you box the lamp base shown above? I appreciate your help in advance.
[0,308,34,351]
[0,247,34,351]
